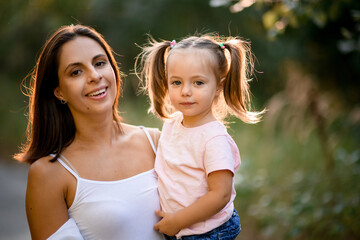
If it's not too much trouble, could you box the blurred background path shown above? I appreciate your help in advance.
[0,159,30,239]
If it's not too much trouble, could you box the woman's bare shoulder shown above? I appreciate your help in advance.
[28,156,56,176]
[121,123,160,141]
[27,156,67,186]
[121,123,160,134]
[26,156,70,239]
[121,122,140,132]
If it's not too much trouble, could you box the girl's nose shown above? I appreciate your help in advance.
[181,84,192,96]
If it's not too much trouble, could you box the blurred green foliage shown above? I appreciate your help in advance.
[0,0,359,239]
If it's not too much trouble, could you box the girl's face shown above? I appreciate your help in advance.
[166,48,222,127]
[55,36,116,119]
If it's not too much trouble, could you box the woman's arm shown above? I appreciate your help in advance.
[154,170,233,236]
[26,158,70,240]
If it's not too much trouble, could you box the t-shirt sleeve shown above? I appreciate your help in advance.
[204,135,241,176]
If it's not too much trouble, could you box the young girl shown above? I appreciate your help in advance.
[136,35,264,239]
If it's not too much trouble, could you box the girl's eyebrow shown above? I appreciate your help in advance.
[64,54,107,73]
[190,75,208,81]
[191,74,206,78]
[168,75,181,80]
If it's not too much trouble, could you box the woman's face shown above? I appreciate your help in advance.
[54,36,117,119]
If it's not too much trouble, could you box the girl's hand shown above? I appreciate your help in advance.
[154,170,233,236]
[154,210,181,236]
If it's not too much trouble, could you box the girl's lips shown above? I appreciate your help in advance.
[180,102,195,106]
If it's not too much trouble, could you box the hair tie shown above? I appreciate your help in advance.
[170,40,176,49]
[219,43,225,50]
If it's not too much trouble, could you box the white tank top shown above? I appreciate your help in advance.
[56,127,164,240]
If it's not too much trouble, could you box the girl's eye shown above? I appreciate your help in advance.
[172,80,181,86]
[194,81,204,86]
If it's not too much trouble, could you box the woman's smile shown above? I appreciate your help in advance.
[86,86,108,98]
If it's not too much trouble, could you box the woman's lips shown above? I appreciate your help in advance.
[86,87,108,99]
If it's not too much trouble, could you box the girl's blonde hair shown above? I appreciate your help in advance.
[135,34,264,124]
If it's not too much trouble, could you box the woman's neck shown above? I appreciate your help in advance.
[72,112,119,147]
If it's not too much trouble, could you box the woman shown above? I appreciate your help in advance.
[14,24,163,240]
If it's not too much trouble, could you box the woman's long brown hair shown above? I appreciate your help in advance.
[14,24,122,164]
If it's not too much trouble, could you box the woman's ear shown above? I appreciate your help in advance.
[54,87,64,101]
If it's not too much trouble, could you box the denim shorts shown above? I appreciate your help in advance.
[164,209,241,240]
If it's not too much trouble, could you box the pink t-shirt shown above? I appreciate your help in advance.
[155,112,241,238]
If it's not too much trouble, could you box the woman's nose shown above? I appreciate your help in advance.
[88,67,102,83]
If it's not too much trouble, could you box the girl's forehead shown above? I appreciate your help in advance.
[170,47,212,55]
[167,48,218,73]
[166,48,221,79]
[167,48,215,63]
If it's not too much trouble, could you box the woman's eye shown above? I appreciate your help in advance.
[70,69,81,76]
[95,61,106,67]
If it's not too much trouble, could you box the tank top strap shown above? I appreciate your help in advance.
[57,154,80,179]
[139,126,157,154]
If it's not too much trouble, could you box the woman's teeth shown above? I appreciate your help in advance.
[88,88,106,97]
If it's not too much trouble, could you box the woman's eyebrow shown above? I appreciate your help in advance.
[64,62,81,73]
[93,54,107,60]
[63,54,107,72]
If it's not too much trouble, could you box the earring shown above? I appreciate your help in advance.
[60,99,67,104]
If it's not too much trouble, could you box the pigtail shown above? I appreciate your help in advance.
[135,37,171,119]
[136,33,264,124]
[222,39,263,123]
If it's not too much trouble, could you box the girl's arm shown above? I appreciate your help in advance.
[154,170,233,236]
[26,158,70,239]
